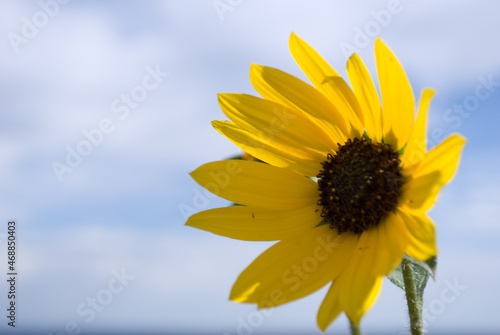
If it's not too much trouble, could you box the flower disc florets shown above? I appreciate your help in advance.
[317,137,404,234]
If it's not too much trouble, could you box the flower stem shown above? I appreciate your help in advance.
[349,320,362,335]
[402,258,424,335]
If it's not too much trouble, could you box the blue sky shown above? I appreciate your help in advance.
[0,0,499,334]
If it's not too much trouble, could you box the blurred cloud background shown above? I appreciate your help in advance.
[0,0,499,334]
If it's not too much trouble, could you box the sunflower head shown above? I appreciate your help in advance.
[187,33,465,332]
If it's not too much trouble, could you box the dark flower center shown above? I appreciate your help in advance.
[316,137,404,234]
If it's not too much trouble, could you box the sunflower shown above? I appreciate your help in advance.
[186,33,465,331]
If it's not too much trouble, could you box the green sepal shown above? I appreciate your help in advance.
[226,153,265,163]
[397,143,407,156]
[387,255,437,298]
[315,220,330,228]
[226,154,244,160]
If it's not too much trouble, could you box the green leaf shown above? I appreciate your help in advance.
[387,255,437,298]
[387,263,405,291]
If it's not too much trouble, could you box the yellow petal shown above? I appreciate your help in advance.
[318,273,383,331]
[401,134,466,213]
[347,53,383,141]
[342,274,383,326]
[186,205,322,241]
[331,231,380,325]
[375,38,415,151]
[190,160,318,210]
[213,120,323,176]
[317,217,407,330]
[339,233,384,325]
[410,134,466,181]
[230,225,358,308]
[250,63,348,140]
[401,135,465,214]
[316,280,343,331]
[372,212,408,276]
[402,89,435,169]
[343,237,381,325]
[289,32,364,137]
[401,171,442,214]
[349,276,383,326]
[343,221,406,322]
[218,93,337,154]
[397,209,437,261]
